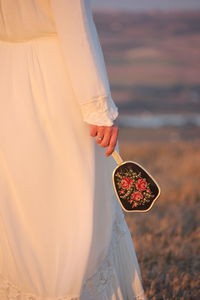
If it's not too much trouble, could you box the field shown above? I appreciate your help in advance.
[118,128,200,299]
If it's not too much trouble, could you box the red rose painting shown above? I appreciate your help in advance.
[115,167,155,210]
[121,176,133,189]
[131,191,143,201]
[135,178,147,191]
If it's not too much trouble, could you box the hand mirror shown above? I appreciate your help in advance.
[111,151,161,213]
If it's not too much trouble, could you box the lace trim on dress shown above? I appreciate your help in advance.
[0,274,79,300]
[0,203,146,300]
[81,203,147,300]
[79,95,119,126]
[81,205,128,297]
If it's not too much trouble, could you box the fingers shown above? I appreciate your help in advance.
[95,126,106,144]
[89,124,98,137]
[99,127,112,147]
[104,126,119,156]
[89,124,119,157]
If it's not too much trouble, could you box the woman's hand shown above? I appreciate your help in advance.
[89,118,119,157]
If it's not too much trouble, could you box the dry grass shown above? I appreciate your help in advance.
[119,132,200,299]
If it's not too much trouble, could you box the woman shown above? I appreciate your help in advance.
[0,0,146,299]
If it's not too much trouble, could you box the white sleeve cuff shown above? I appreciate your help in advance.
[80,95,119,126]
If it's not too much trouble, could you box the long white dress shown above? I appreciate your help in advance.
[0,1,146,299]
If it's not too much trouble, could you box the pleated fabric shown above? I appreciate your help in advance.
[0,36,117,297]
[0,188,146,300]
[0,0,146,299]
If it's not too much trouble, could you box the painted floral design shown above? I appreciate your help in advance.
[121,177,133,189]
[131,191,143,201]
[135,178,148,191]
[115,166,155,209]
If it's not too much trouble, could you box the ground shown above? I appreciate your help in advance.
[119,128,200,299]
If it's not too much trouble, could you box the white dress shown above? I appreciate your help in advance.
[0,1,146,299]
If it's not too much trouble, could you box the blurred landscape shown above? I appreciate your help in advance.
[92,0,200,11]
[93,10,200,116]
[93,9,200,299]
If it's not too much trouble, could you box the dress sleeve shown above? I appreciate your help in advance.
[50,0,119,126]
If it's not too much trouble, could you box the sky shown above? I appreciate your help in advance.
[91,0,200,11]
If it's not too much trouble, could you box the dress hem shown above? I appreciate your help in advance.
[0,203,146,300]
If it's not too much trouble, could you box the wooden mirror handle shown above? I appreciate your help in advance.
[111,150,123,165]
